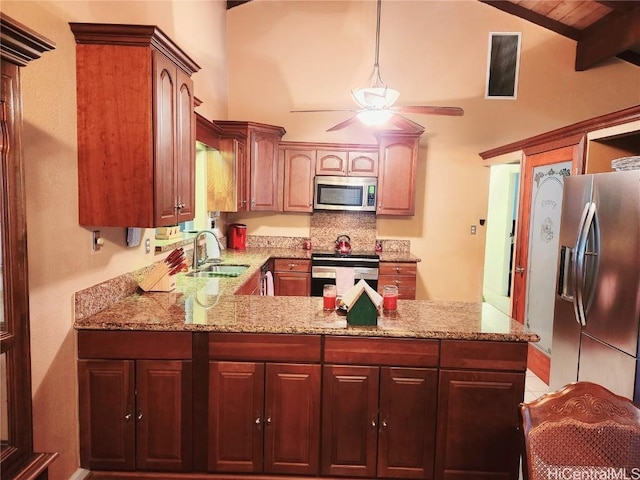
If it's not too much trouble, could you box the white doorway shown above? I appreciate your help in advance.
[483,164,520,315]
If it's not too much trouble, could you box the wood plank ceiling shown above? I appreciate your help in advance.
[227,0,640,71]
[481,0,640,70]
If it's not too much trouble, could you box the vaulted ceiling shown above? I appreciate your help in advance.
[227,1,640,71]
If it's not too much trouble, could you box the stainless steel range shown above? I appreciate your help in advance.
[310,251,380,297]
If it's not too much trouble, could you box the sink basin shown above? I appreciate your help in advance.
[185,264,249,278]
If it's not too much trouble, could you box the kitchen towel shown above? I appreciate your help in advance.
[335,267,355,296]
[263,271,274,296]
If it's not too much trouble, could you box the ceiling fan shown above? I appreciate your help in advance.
[291,0,464,132]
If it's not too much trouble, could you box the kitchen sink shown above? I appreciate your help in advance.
[185,264,250,278]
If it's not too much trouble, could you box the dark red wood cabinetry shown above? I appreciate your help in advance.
[208,334,321,475]
[273,258,311,296]
[77,332,528,480]
[77,331,193,472]
[70,23,200,227]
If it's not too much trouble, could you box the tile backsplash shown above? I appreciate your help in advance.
[310,211,377,252]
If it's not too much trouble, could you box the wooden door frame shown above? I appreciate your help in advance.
[511,134,585,382]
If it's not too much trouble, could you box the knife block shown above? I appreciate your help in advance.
[139,262,176,292]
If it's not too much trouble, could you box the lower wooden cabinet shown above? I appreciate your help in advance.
[77,332,527,480]
[273,258,311,296]
[208,361,321,475]
[78,359,192,472]
[378,261,418,299]
[321,365,437,479]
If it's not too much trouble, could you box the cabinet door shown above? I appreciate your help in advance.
[264,363,321,475]
[274,272,310,296]
[175,68,195,223]
[237,140,248,211]
[378,262,418,300]
[284,149,316,212]
[348,151,378,177]
[136,360,192,471]
[321,365,379,477]
[208,361,265,473]
[153,51,179,225]
[435,370,525,480]
[250,131,280,210]
[378,367,437,480]
[316,150,347,175]
[78,359,135,471]
[377,135,419,216]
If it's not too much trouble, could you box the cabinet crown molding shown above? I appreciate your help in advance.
[0,13,55,66]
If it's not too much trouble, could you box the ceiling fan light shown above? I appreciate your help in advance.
[352,86,399,109]
[356,109,394,126]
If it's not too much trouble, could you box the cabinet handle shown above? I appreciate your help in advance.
[137,412,143,421]
[124,413,132,421]
[265,416,272,425]
[382,419,389,429]
[394,280,401,285]
[394,267,402,273]
[371,420,376,429]
[288,263,297,269]
[255,417,261,425]
[515,266,525,274]
[251,199,256,207]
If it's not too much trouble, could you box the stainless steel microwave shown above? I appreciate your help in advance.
[313,176,377,212]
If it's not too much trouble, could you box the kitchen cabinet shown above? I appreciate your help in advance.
[235,267,263,295]
[322,337,438,479]
[378,262,417,300]
[316,149,379,177]
[435,340,527,480]
[70,23,200,227]
[273,258,311,296]
[283,148,316,212]
[208,334,321,475]
[375,131,422,216]
[77,331,193,472]
[215,121,286,212]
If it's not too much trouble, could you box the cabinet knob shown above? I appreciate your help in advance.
[265,416,272,425]
[255,417,261,425]
[124,413,132,421]
[371,420,377,429]
[394,267,402,273]
[137,413,143,421]
[251,199,256,207]
[515,266,525,274]
[382,419,389,428]
[288,263,297,269]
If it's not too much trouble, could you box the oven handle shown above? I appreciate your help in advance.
[312,266,379,280]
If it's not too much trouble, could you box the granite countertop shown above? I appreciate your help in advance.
[74,248,538,343]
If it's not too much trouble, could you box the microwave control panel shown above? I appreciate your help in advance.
[367,185,376,207]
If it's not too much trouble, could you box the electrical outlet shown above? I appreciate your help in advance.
[145,238,151,254]
[92,230,104,251]
[470,225,477,235]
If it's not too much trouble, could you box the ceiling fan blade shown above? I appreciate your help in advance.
[327,116,359,132]
[393,105,464,116]
[291,108,358,113]
[388,114,425,131]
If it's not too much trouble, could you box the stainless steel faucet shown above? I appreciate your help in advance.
[192,230,225,268]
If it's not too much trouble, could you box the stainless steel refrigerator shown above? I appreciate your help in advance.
[549,170,640,402]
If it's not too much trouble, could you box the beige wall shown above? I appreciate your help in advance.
[0,1,228,479]
[226,0,640,301]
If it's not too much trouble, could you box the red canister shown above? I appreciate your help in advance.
[227,223,247,250]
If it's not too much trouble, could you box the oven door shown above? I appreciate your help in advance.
[310,265,379,296]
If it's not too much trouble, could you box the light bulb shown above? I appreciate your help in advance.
[356,109,394,126]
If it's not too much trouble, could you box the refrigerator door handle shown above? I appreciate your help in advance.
[572,202,596,327]
[557,245,574,302]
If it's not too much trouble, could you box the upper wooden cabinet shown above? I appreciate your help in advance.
[375,131,422,216]
[283,148,316,213]
[215,121,286,212]
[70,23,200,227]
[316,149,379,177]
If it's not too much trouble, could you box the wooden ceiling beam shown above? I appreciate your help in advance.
[480,0,581,40]
[575,7,640,70]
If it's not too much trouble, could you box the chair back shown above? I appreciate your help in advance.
[520,381,640,480]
